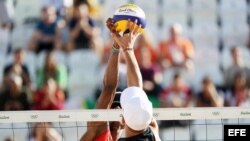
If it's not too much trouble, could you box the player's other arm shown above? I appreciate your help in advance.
[80,49,120,141]
[95,48,120,109]
[111,19,143,88]
[95,18,120,109]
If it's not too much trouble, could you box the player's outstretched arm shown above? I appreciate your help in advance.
[95,18,120,109]
[111,19,143,88]
[80,18,120,141]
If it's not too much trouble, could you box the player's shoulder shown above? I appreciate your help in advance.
[149,118,162,141]
[149,126,161,141]
[81,121,109,141]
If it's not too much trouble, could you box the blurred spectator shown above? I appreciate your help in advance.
[223,46,250,89]
[224,72,250,107]
[33,78,65,110]
[159,23,194,72]
[159,73,193,108]
[88,0,101,18]
[138,45,163,107]
[0,22,11,54]
[195,76,224,107]
[36,51,68,99]
[3,48,32,92]
[29,5,61,54]
[134,31,159,67]
[67,2,103,55]
[0,74,30,111]
[77,0,102,20]
[29,122,62,141]
[40,0,73,16]
[159,73,193,128]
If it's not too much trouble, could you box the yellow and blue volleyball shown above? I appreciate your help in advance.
[113,4,146,34]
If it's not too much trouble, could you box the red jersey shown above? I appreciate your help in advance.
[95,130,113,141]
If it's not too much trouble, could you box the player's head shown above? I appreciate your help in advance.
[120,87,153,132]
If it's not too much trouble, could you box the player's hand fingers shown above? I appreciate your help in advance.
[134,24,142,36]
[111,33,122,45]
[131,19,138,34]
[115,29,122,37]
[111,23,118,33]
[126,19,132,32]
[106,18,113,30]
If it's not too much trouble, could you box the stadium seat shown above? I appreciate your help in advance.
[36,51,47,68]
[68,49,99,70]
[133,0,158,11]
[191,0,218,24]
[0,52,5,83]
[133,0,159,26]
[0,27,10,54]
[219,0,248,12]
[68,49,100,101]
[192,66,223,93]
[53,50,67,66]
[193,47,222,91]
[161,0,188,26]
[10,24,35,50]
[162,67,195,91]
[13,0,40,25]
[191,0,217,9]
[23,50,37,83]
[4,52,13,65]
[162,0,188,11]
[219,0,248,24]
[162,12,189,28]
[36,50,67,68]
[194,47,220,70]
[191,23,219,49]
[221,23,249,48]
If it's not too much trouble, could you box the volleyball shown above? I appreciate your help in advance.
[113,4,146,34]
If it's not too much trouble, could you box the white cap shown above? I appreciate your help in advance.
[120,86,153,131]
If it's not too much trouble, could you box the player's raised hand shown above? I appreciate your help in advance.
[110,19,142,51]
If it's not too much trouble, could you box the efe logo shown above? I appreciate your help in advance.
[224,125,250,141]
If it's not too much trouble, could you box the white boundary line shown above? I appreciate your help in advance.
[0,107,249,123]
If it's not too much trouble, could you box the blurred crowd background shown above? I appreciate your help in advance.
[0,0,250,140]
[0,0,250,113]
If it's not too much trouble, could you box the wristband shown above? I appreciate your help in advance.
[112,45,120,54]
[123,48,133,51]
